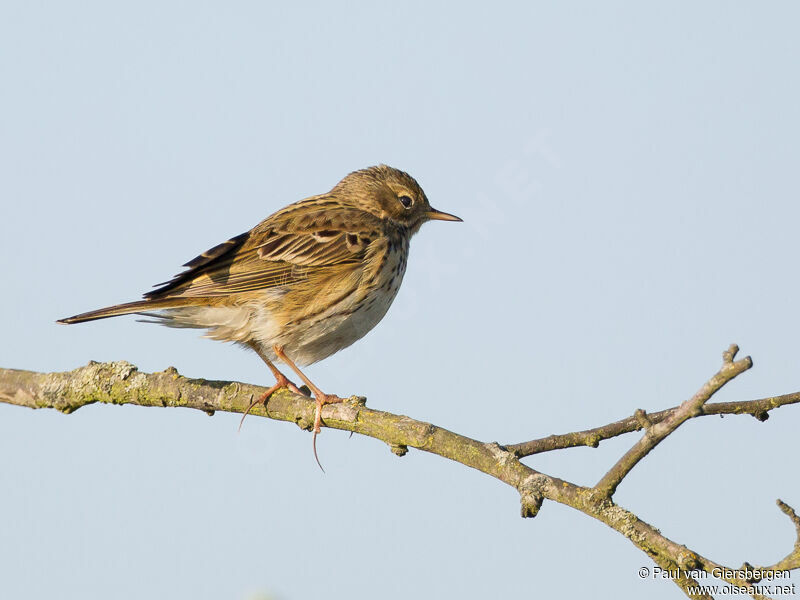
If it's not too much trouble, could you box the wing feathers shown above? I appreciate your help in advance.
[143,202,380,300]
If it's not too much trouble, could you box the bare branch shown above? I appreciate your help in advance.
[594,344,752,497]
[0,344,796,600]
[754,500,800,574]
[506,391,799,458]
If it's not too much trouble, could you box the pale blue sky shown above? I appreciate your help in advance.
[2,2,799,599]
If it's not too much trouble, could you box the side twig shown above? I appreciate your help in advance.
[594,344,752,498]
[756,500,800,573]
[506,391,800,458]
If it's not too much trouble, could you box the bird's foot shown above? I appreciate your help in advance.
[311,392,344,471]
[272,344,344,471]
[238,371,302,432]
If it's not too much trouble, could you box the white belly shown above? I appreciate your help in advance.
[153,238,409,366]
[271,244,408,365]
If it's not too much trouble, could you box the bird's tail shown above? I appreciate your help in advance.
[57,297,197,324]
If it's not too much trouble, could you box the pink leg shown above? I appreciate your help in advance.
[238,370,299,432]
[239,344,304,431]
[273,345,343,471]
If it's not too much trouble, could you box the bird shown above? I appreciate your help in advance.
[59,165,462,468]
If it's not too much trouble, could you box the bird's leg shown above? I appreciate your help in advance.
[250,343,304,395]
[272,345,343,470]
[239,344,304,432]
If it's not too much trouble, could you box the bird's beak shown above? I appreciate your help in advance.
[426,208,462,222]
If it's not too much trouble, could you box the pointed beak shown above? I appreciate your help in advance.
[426,208,462,222]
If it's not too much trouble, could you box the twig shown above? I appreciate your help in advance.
[755,500,800,573]
[506,392,799,458]
[594,344,752,497]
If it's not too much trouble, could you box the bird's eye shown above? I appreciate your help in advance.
[398,195,413,209]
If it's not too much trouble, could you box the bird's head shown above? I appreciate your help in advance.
[334,165,461,233]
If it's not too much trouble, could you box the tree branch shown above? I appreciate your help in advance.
[0,345,796,600]
[506,391,800,458]
[594,344,752,497]
[755,499,800,574]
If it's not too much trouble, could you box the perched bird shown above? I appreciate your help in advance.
[59,165,461,467]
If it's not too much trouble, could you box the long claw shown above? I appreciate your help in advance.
[238,390,269,433]
[238,372,297,432]
[272,345,344,471]
[308,394,343,471]
[312,395,326,471]
[312,431,325,473]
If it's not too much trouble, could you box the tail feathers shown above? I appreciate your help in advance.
[57,298,196,324]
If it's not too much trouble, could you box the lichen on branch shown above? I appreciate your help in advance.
[1,344,798,600]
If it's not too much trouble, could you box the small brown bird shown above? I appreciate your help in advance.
[59,165,461,466]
